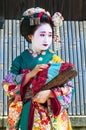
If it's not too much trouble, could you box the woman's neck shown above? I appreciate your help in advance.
[28,48,47,55]
[32,48,41,54]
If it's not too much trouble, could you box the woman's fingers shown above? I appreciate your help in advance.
[35,64,48,72]
[30,64,48,77]
[33,90,51,103]
[36,64,48,69]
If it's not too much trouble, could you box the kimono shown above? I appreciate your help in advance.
[2,48,74,130]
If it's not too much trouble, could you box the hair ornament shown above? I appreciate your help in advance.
[22,7,51,26]
[23,7,50,17]
[29,17,40,26]
[52,12,64,51]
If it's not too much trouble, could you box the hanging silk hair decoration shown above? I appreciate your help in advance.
[52,12,64,51]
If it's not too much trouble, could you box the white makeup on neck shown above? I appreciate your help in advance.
[31,23,52,53]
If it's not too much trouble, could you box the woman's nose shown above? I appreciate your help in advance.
[44,35,48,42]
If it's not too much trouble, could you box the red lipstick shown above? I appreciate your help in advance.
[43,44,48,46]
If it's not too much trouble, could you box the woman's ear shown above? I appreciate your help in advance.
[28,35,33,41]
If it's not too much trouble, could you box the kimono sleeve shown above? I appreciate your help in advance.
[51,80,75,116]
[2,56,24,96]
[11,56,22,75]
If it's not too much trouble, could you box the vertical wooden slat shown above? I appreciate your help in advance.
[71,21,80,115]
[67,21,76,115]
[75,21,84,115]
[4,20,8,73]
[63,21,69,62]
[67,21,73,62]
[25,39,29,50]
[83,21,86,114]
[0,28,4,116]
[16,20,21,56]
[13,20,17,60]
[3,20,8,115]
[79,22,85,71]
[8,20,12,71]
[20,35,25,53]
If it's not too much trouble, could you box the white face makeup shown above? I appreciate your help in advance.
[31,23,52,53]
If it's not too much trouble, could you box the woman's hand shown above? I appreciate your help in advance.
[29,64,48,78]
[23,64,48,87]
[32,90,54,104]
[13,94,21,103]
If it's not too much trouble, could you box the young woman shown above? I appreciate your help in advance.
[2,7,74,130]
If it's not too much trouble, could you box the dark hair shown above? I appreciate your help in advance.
[20,13,53,42]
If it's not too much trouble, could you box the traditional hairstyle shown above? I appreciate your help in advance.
[20,7,64,50]
[20,7,53,42]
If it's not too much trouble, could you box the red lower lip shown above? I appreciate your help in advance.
[43,44,48,46]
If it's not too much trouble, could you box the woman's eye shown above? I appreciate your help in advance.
[40,34,45,37]
[48,34,52,37]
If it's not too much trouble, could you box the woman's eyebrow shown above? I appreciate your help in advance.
[40,31,52,33]
[40,31,46,33]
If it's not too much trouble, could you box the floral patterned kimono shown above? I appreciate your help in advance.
[2,48,74,130]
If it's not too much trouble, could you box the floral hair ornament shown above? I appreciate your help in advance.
[52,12,64,51]
[22,7,51,26]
